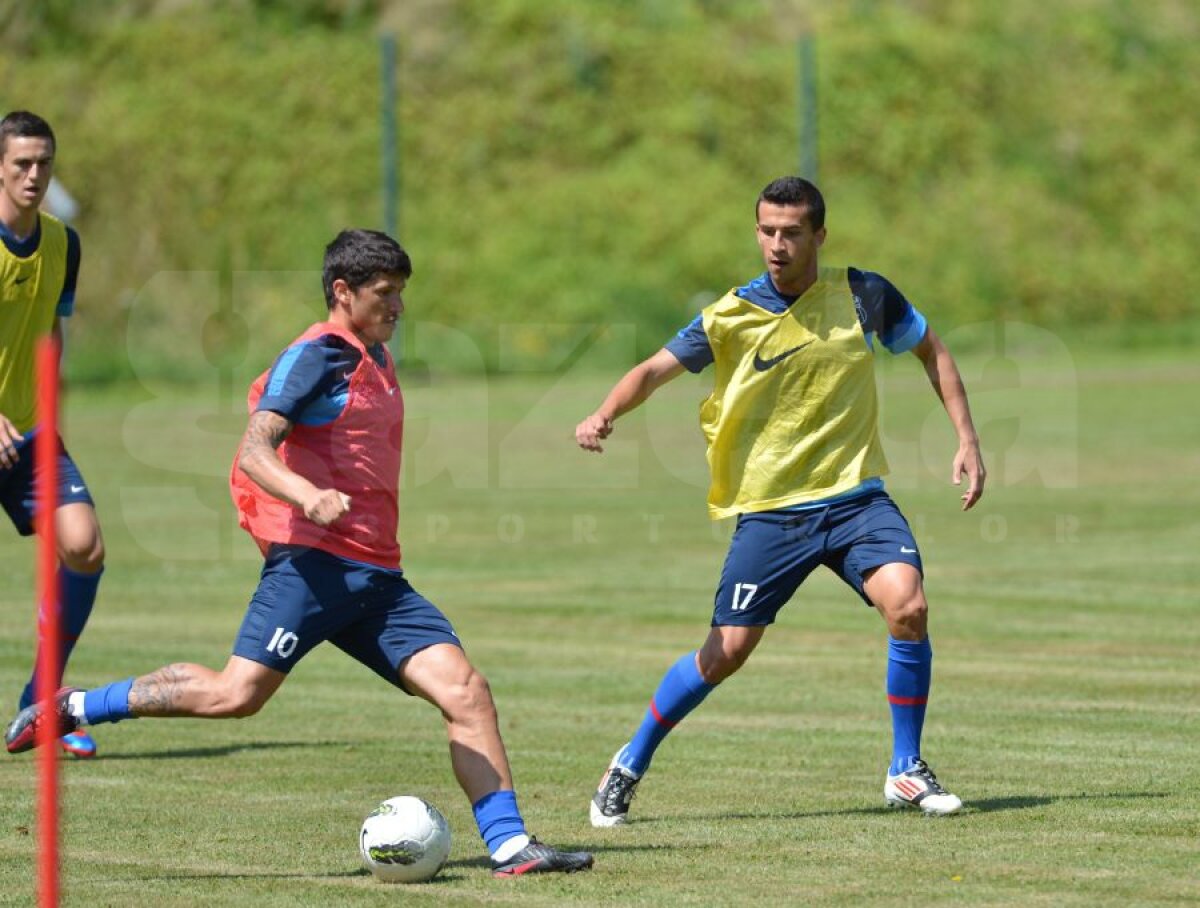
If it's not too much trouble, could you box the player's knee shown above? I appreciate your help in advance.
[885,592,928,637]
[57,527,105,574]
[443,669,497,724]
[699,626,763,684]
[216,682,271,718]
[708,655,745,684]
[223,698,265,719]
[698,645,749,684]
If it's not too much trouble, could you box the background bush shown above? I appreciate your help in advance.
[2,0,1197,380]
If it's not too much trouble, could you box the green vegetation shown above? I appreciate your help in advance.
[3,7,1196,902]
[2,0,1197,381]
[1,349,1197,905]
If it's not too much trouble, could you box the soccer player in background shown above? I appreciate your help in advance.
[7,229,594,878]
[0,110,102,759]
[576,177,986,825]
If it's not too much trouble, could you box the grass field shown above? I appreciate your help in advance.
[1,346,1198,906]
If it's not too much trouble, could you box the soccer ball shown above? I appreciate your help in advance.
[359,796,452,883]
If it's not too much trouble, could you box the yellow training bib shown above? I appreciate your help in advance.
[0,213,68,434]
[699,266,889,518]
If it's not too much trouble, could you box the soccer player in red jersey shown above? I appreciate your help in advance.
[7,229,593,877]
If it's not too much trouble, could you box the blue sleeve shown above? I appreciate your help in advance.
[663,314,714,373]
[849,268,927,354]
[56,227,80,318]
[256,339,358,424]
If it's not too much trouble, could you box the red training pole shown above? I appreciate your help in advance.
[34,336,62,908]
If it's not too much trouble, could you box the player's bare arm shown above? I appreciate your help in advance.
[911,327,986,510]
[576,348,686,453]
[238,409,351,525]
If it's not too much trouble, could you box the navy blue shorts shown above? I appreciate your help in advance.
[231,544,462,692]
[0,429,95,536]
[712,490,922,626]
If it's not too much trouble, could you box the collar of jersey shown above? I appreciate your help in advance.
[0,218,41,257]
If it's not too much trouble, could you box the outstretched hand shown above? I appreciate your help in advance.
[953,440,986,511]
[575,413,614,453]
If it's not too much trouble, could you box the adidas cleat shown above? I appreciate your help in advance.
[590,748,641,827]
[884,759,962,816]
[491,838,594,877]
[5,688,81,754]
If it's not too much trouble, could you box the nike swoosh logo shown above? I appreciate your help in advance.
[14,275,30,285]
[752,341,813,372]
[69,485,86,494]
[900,546,917,554]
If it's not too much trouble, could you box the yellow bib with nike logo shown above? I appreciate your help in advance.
[699,266,889,519]
[0,213,69,433]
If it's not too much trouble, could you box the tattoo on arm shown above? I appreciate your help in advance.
[129,665,190,716]
[241,410,293,459]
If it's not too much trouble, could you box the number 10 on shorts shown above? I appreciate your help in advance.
[267,627,299,658]
[732,583,758,611]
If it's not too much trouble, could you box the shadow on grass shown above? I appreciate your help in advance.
[138,856,610,885]
[76,740,336,760]
[146,868,519,887]
[965,790,1169,813]
[148,869,368,881]
[632,790,1171,824]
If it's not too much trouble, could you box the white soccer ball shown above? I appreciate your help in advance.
[359,795,452,883]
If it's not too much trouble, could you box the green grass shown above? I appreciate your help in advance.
[1,347,1198,906]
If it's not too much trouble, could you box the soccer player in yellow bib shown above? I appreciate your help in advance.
[0,111,103,758]
[576,176,986,823]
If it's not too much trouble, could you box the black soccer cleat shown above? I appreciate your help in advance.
[5,688,81,754]
[491,837,594,877]
[590,748,642,827]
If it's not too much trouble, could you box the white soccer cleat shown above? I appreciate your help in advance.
[884,759,962,816]
[590,748,641,828]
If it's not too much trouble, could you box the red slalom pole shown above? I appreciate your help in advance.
[34,336,62,908]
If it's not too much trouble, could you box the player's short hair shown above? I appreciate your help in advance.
[322,229,412,309]
[0,110,56,157]
[756,176,825,231]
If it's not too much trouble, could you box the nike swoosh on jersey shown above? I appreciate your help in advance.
[14,275,30,285]
[752,341,813,372]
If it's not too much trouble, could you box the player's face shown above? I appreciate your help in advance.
[756,202,825,295]
[332,272,406,346]
[0,136,55,216]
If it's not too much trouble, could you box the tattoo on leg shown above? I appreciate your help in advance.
[129,665,190,716]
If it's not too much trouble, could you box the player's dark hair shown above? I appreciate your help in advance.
[0,110,56,157]
[322,229,412,309]
[756,176,825,230]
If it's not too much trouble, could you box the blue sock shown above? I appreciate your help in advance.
[621,652,716,777]
[19,566,103,710]
[82,678,135,725]
[887,636,932,776]
[472,790,526,856]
